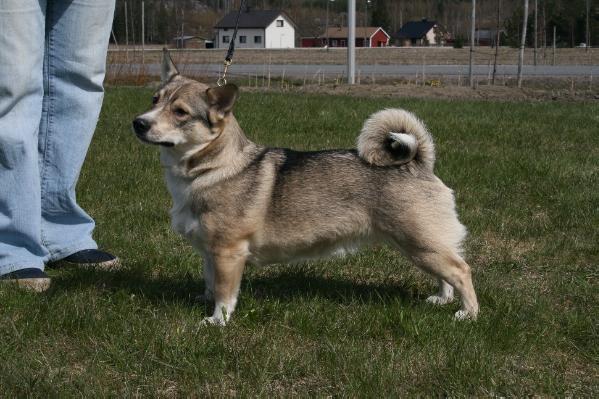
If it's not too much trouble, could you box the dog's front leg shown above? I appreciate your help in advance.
[200,245,247,326]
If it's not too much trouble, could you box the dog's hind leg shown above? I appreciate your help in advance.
[426,279,455,305]
[200,243,248,326]
[409,249,479,320]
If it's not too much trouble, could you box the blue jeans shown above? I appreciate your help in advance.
[0,0,115,275]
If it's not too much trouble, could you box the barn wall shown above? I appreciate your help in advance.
[371,30,390,47]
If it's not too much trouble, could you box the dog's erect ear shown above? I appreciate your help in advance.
[205,84,239,122]
[161,48,179,84]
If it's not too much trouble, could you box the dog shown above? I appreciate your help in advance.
[132,50,479,326]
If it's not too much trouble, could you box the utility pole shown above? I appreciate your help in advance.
[348,0,356,84]
[518,0,529,88]
[534,0,538,66]
[469,0,475,88]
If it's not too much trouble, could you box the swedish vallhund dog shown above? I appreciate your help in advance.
[132,50,479,326]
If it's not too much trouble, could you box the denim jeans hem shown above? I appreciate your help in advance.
[0,262,45,277]
[47,238,98,263]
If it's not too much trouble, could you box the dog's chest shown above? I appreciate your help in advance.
[165,173,204,244]
[171,202,201,240]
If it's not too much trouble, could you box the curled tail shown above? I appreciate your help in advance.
[357,108,435,172]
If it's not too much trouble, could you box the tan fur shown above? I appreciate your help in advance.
[357,108,435,171]
[132,51,479,325]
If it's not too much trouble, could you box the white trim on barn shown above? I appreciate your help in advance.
[368,27,391,47]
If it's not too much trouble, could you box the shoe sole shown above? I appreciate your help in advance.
[0,277,51,293]
[59,257,121,270]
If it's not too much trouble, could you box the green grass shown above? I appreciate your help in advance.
[1,88,597,396]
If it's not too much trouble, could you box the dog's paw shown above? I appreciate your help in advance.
[426,295,454,305]
[454,309,477,321]
[200,316,226,327]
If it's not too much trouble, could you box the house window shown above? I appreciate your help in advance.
[276,19,284,27]
[254,36,262,44]
[223,28,229,31]
[223,35,230,43]
[239,35,247,43]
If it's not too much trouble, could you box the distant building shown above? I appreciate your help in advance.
[213,9,296,49]
[394,19,447,47]
[172,35,194,48]
[475,28,503,46]
[172,35,208,49]
[301,26,390,48]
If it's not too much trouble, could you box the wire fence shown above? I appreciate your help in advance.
[105,46,598,90]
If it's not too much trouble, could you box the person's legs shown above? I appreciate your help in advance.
[39,0,115,262]
[0,0,48,275]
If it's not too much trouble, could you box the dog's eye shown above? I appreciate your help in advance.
[173,108,189,117]
[152,95,159,105]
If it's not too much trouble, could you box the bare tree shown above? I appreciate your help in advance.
[517,0,529,88]
[124,1,129,61]
[586,0,591,51]
[469,0,475,89]
[492,0,501,84]
[534,0,537,65]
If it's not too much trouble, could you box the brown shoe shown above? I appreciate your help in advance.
[0,268,51,292]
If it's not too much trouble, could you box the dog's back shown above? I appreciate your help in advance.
[200,110,460,268]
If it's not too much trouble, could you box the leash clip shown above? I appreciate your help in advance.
[218,59,232,86]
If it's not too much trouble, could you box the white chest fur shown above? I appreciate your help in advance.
[164,171,204,246]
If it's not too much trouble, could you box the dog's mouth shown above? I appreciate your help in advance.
[135,133,175,147]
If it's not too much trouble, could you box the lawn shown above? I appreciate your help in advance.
[1,87,597,396]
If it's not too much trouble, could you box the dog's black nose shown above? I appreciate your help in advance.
[133,118,150,135]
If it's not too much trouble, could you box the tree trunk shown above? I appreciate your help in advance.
[517,0,529,88]
[492,0,501,85]
[534,0,538,66]
[469,0,475,89]
[586,0,591,51]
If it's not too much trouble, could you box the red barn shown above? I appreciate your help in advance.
[301,26,390,48]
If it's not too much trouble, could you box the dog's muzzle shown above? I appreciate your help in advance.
[133,118,150,135]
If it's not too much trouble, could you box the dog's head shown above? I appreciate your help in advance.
[132,49,239,152]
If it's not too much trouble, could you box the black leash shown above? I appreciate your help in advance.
[218,0,246,86]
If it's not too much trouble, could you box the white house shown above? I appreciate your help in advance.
[214,9,296,49]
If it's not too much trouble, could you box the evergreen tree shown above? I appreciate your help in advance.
[371,0,392,33]
[156,1,169,44]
